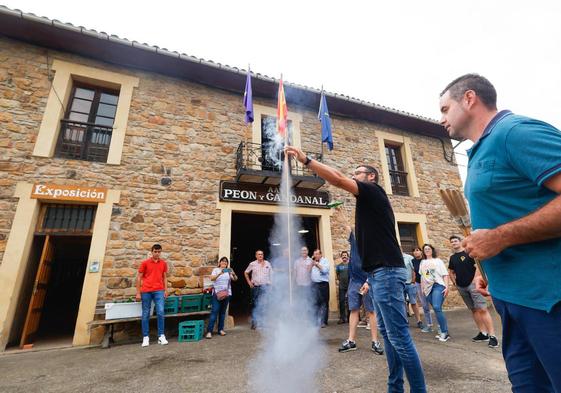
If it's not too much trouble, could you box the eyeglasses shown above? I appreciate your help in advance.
[353,170,373,176]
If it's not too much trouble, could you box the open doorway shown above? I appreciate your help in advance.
[37,236,91,339]
[9,203,95,349]
[13,235,91,349]
[229,212,319,323]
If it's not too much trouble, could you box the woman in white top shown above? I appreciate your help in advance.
[419,244,450,342]
[206,256,237,339]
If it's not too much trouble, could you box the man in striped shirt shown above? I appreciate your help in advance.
[244,250,273,329]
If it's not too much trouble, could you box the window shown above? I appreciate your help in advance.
[260,115,293,171]
[376,131,420,197]
[33,60,139,165]
[55,85,119,162]
[37,204,96,234]
[385,144,409,196]
[398,223,419,253]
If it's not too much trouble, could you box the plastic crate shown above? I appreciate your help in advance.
[201,293,212,310]
[178,320,205,342]
[180,294,202,313]
[164,296,179,314]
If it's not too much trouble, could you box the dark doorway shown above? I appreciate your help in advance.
[229,212,319,322]
[398,223,419,253]
[14,235,91,348]
[37,236,91,339]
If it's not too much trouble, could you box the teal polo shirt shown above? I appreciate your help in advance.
[465,110,561,312]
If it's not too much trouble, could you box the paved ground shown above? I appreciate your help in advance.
[0,309,509,393]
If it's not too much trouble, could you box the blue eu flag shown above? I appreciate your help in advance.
[318,91,333,150]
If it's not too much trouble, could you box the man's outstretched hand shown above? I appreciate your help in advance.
[284,145,306,164]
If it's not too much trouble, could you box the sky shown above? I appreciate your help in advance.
[5,0,561,179]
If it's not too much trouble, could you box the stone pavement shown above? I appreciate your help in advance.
[0,309,509,393]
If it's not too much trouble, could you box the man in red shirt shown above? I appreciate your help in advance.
[136,244,168,347]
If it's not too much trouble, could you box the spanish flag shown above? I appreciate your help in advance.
[277,77,288,138]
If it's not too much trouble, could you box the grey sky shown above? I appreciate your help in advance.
[5,0,561,178]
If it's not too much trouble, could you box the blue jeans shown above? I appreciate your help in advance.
[251,285,269,327]
[312,281,330,326]
[415,282,432,325]
[493,297,561,392]
[427,283,448,334]
[207,293,230,333]
[141,290,165,337]
[368,267,426,393]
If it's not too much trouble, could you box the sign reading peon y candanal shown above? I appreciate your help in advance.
[220,181,330,208]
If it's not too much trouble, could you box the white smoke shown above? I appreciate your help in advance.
[261,116,293,170]
[248,158,326,393]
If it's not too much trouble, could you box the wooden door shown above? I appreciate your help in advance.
[20,235,55,348]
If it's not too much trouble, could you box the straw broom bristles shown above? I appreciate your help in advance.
[439,188,488,282]
[440,188,500,326]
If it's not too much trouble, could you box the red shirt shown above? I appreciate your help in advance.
[139,258,168,292]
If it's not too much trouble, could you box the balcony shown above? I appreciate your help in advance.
[389,169,409,196]
[235,141,325,190]
[55,119,112,162]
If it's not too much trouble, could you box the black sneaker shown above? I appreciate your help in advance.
[338,339,357,352]
[472,332,489,342]
[488,336,499,348]
[416,321,424,329]
[371,341,384,355]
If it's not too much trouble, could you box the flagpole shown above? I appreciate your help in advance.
[282,75,293,307]
[320,87,324,160]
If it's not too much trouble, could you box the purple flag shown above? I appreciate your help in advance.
[243,69,254,123]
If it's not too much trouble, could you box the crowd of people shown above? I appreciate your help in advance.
[134,73,561,392]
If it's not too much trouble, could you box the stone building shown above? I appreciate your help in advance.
[0,6,463,350]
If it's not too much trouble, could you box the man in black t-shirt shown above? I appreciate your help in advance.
[448,235,498,348]
[285,146,426,393]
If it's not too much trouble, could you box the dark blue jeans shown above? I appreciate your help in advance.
[141,290,165,337]
[427,283,448,334]
[493,297,561,393]
[207,293,230,333]
[312,281,330,326]
[368,267,426,393]
[251,285,269,328]
[338,285,349,321]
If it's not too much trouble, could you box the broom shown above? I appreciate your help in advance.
[438,188,489,284]
[439,188,502,325]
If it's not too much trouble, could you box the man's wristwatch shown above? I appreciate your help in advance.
[304,155,313,166]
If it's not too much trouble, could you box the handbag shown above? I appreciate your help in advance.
[215,274,231,300]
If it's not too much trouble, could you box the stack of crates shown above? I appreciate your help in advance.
[178,320,204,342]
[180,294,202,313]
[201,293,212,311]
[164,296,179,314]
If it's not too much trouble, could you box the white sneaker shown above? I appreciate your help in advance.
[438,333,450,342]
[158,335,168,345]
[141,336,149,347]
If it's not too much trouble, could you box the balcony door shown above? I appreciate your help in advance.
[260,115,292,171]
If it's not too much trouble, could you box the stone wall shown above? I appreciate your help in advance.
[0,36,465,308]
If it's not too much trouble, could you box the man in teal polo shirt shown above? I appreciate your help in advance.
[439,74,561,392]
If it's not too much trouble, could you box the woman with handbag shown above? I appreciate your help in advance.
[206,256,237,338]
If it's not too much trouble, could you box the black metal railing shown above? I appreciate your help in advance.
[389,169,409,196]
[55,119,113,162]
[236,141,322,177]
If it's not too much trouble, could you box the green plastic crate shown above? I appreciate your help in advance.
[180,294,202,313]
[178,320,204,342]
[164,296,179,314]
[201,293,212,310]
